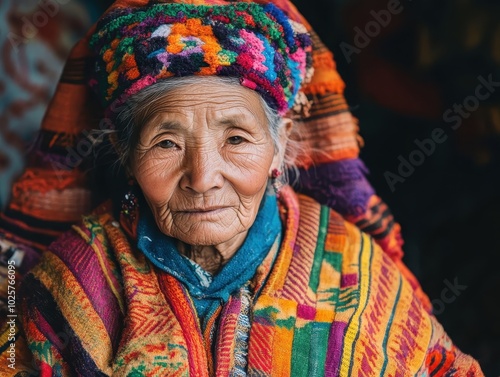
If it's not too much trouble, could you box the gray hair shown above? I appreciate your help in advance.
[115,76,285,166]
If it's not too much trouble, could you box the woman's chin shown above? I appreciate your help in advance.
[166,210,247,246]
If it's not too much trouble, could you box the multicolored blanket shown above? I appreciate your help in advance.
[0,187,483,376]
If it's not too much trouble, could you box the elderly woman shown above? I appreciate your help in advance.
[0,0,484,376]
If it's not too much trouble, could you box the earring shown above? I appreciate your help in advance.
[120,179,139,238]
[121,191,138,221]
[271,169,283,195]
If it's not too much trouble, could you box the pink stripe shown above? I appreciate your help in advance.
[49,229,122,350]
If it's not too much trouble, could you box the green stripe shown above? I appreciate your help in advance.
[308,322,330,377]
[291,323,312,376]
[308,206,330,293]
[318,252,342,304]
[337,289,361,312]
[292,206,332,376]
[380,273,402,375]
[346,235,374,377]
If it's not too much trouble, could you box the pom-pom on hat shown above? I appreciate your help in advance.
[88,0,313,116]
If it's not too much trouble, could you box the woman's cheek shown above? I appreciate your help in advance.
[225,146,274,195]
[134,156,179,203]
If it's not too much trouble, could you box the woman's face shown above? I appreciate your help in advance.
[130,80,282,247]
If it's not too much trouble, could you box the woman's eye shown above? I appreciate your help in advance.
[227,136,244,145]
[157,140,176,149]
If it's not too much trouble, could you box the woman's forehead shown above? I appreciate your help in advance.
[136,81,268,127]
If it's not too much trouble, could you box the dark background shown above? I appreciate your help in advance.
[293,0,500,374]
[1,0,499,374]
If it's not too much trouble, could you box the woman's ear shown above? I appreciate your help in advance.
[269,117,293,175]
[281,117,293,137]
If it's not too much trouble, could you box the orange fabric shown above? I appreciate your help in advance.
[294,111,361,169]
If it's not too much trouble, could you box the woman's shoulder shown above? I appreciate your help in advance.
[293,190,364,263]
[292,190,412,283]
[46,211,117,267]
[291,192,482,375]
[22,207,125,306]
[291,190,425,313]
[280,189,371,296]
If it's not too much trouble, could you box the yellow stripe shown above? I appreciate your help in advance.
[72,225,125,315]
[271,299,296,377]
[33,252,113,375]
[339,231,372,376]
[349,240,399,374]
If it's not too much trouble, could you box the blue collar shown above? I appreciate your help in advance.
[137,192,282,320]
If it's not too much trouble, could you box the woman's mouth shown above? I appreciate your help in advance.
[181,206,226,213]
[176,207,229,219]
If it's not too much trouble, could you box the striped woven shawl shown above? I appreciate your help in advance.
[3,187,482,376]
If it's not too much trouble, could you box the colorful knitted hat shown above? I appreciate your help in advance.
[88,1,313,116]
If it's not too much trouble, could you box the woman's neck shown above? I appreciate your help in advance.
[178,230,248,275]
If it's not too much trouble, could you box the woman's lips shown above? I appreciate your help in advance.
[176,207,229,219]
[181,207,227,213]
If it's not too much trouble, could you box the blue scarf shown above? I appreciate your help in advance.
[137,193,282,327]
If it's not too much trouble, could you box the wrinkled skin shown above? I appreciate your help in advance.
[130,80,287,273]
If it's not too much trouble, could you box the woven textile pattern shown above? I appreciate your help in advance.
[0,187,483,376]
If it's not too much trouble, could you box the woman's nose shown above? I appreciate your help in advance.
[180,146,224,194]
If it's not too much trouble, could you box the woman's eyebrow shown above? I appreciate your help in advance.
[217,117,240,126]
[217,114,257,128]
[153,120,183,132]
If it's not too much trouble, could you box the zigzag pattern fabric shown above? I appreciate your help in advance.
[0,187,482,375]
